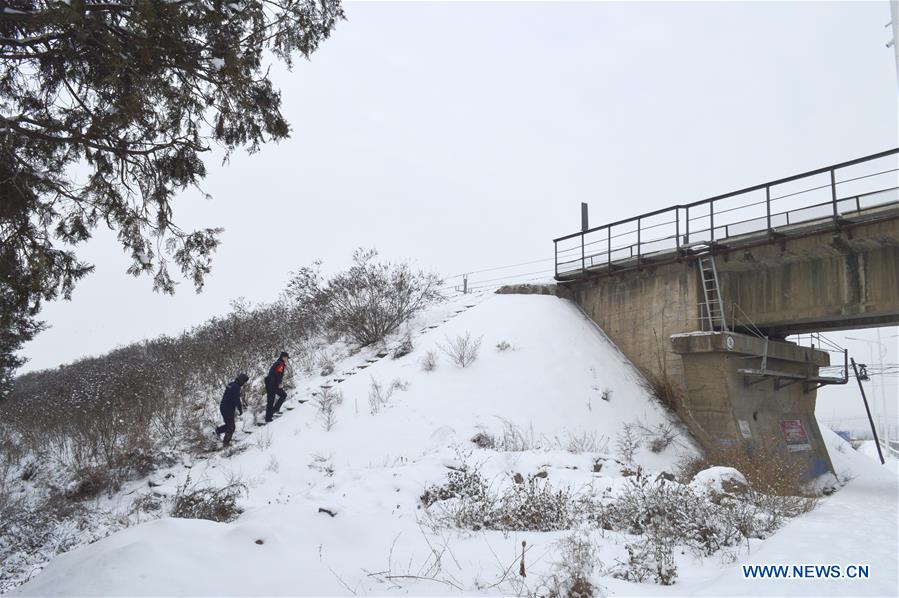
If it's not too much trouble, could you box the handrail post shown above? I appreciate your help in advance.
[637,217,641,262]
[685,206,690,244]
[580,233,585,273]
[607,227,612,271]
[554,240,558,279]
[675,208,681,251]
[830,168,839,228]
[765,185,772,231]
[709,201,715,242]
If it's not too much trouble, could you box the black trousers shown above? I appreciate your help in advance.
[265,387,287,422]
[216,404,237,445]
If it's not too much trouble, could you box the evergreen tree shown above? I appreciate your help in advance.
[0,0,343,393]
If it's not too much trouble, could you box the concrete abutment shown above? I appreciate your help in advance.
[500,216,899,476]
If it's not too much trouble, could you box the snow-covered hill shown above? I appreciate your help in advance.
[8,294,898,597]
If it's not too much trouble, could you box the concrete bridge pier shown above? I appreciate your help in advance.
[670,331,835,477]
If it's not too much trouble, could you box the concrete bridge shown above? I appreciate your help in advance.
[544,149,899,475]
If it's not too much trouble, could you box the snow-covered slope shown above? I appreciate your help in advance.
[9,294,897,597]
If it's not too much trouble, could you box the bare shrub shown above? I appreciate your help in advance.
[0,294,313,478]
[610,537,677,586]
[65,466,120,500]
[494,419,540,452]
[423,465,573,533]
[492,476,573,532]
[438,332,483,368]
[132,493,163,514]
[588,461,817,572]
[422,466,496,531]
[368,377,408,414]
[421,351,438,372]
[171,476,246,523]
[495,340,512,352]
[615,425,641,465]
[559,430,607,454]
[593,471,739,557]
[285,248,443,346]
[316,387,343,431]
[421,464,490,508]
[109,447,171,479]
[0,430,24,494]
[635,422,679,453]
[537,530,603,598]
[181,415,220,454]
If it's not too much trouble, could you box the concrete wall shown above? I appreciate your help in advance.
[565,263,700,389]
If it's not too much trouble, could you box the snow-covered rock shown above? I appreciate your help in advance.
[689,466,749,495]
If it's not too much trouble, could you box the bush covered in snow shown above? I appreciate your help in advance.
[0,297,311,472]
[422,464,574,533]
[171,477,246,523]
[421,452,821,589]
[592,464,816,563]
[536,530,603,598]
[611,537,677,586]
[392,334,414,359]
[285,248,443,346]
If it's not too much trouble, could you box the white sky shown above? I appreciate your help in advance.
[16,1,898,432]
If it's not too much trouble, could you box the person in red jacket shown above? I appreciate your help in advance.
[264,351,289,423]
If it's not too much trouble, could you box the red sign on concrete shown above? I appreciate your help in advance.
[780,419,811,452]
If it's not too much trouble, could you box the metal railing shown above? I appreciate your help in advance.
[554,148,899,280]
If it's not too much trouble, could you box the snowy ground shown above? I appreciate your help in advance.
[7,294,898,597]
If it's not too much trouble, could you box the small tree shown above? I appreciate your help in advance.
[286,249,443,346]
[438,332,482,368]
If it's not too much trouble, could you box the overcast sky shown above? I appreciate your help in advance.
[17,1,898,432]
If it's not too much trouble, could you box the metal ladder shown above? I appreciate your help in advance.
[698,255,729,331]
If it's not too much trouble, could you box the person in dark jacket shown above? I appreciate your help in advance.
[264,351,290,422]
[216,373,249,446]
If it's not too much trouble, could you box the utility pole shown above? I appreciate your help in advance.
[852,358,886,464]
[847,335,891,443]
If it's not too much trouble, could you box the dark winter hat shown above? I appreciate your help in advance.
[280,351,290,359]
[236,373,249,385]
